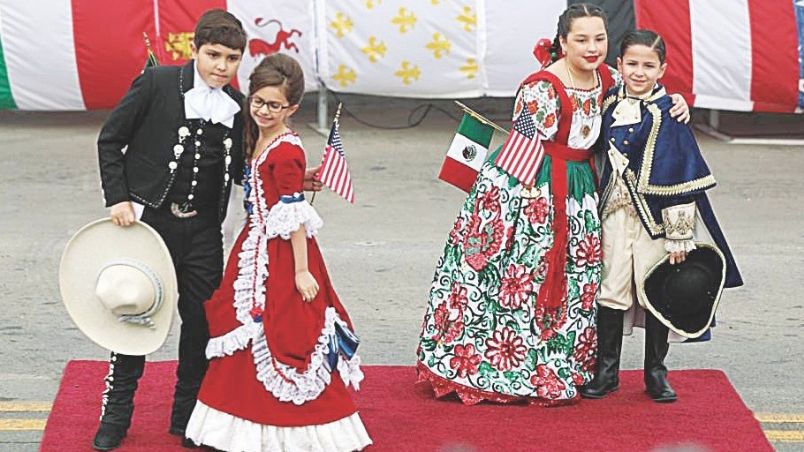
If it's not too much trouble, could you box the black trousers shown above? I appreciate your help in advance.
[99,205,223,432]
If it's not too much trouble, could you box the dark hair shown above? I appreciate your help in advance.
[243,54,305,159]
[620,29,666,64]
[193,9,247,52]
[549,3,609,63]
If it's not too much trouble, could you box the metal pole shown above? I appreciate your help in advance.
[317,85,328,133]
[708,109,720,130]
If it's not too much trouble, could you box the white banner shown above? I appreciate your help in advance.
[483,0,566,96]
[319,0,485,98]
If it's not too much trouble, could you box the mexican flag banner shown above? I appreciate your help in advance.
[437,113,494,193]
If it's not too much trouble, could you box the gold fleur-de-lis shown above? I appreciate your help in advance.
[460,58,479,79]
[333,64,357,87]
[164,32,195,60]
[361,36,388,63]
[330,12,353,38]
[366,0,382,9]
[426,32,451,59]
[457,6,477,32]
[391,8,417,33]
[394,60,421,85]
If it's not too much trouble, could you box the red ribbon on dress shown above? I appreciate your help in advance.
[520,66,615,312]
[535,143,594,310]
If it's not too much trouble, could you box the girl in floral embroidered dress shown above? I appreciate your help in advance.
[416,5,690,406]
[185,54,371,451]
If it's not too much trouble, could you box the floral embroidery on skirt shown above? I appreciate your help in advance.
[417,157,602,404]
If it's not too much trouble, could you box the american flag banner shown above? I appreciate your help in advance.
[494,111,544,186]
[318,118,355,204]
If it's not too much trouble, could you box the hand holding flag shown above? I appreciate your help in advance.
[317,103,355,204]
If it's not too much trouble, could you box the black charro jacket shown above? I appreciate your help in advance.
[97,61,245,222]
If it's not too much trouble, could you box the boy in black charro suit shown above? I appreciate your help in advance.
[94,9,248,450]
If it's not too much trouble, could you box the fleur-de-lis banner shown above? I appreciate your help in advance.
[0,0,801,112]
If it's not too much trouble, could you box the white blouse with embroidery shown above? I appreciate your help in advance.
[512,66,621,149]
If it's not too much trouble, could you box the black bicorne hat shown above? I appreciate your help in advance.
[640,243,726,338]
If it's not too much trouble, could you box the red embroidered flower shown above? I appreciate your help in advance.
[431,302,449,340]
[546,86,556,100]
[450,344,482,378]
[530,364,566,399]
[544,113,556,129]
[443,320,465,344]
[484,327,527,371]
[477,186,501,215]
[571,372,585,386]
[575,234,602,267]
[447,282,469,313]
[448,217,465,246]
[582,98,592,115]
[524,196,550,225]
[574,327,598,372]
[535,304,568,341]
[499,264,534,310]
[580,282,597,311]
[463,216,504,271]
[527,100,539,114]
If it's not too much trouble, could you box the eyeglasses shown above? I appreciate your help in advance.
[249,96,290,113]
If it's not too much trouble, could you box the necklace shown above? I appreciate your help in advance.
[565,64,594,140]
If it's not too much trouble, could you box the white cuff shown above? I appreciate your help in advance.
[664,239,697,254]
[662,202,696,240]
[264,198,323,240]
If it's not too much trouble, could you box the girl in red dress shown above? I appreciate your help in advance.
[185,54,372,451]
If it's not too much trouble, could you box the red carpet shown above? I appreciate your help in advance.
[42,361,772,451]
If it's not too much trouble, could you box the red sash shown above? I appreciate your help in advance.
[519,65,614,310]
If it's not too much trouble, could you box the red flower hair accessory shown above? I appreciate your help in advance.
[532,38,554,68]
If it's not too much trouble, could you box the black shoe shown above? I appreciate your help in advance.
[580,307,624,399]
[644,313,678,403]
[92,423,127,451]
[182,436,200,449]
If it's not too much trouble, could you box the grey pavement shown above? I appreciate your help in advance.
[1,97,803,451]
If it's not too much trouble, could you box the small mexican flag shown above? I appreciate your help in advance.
[438,113,494,193]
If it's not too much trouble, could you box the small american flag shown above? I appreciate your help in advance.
[318,119,355,203]
[494,111,544,186]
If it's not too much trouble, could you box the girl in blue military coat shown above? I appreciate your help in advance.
[581,30,742,403]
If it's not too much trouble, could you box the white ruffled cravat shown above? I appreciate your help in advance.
[184,63,241,128]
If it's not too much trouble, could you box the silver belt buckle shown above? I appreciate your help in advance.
[170,202,198,218]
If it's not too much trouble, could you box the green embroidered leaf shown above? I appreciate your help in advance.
[567,280,580,303]
[503,371,522,384]
[565,331,577,355]
[479,361,498,378]
[525,348,538,371]
[584,211,597,233]
[420,338,437,352]
[557,367,571,379]
[428,355,436,367]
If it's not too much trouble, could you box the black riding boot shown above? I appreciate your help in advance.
[580,306,624,399]
[169,322,209,436]
[644,312,677,403]
[93,353,145,451]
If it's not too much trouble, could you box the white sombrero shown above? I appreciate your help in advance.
[59,218,177,356]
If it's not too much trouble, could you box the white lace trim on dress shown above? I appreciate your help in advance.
[264,199,323,240]
[185,401,373,452]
